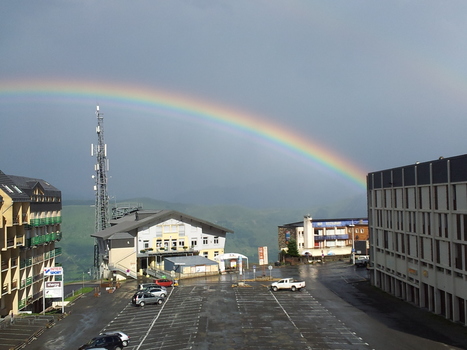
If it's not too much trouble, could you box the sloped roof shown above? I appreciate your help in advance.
[92,209,233,240]
[0,170,31,201]
[8,174,60,197]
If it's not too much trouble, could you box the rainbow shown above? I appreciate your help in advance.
[0,78,368,189]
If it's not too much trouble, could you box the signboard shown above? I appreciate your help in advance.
[258,246,268,265]
[44,281,63,298]
[44,267,63,276]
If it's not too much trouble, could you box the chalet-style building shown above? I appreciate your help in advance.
[91,209,233,280]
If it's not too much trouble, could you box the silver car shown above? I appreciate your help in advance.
[144,287,167,298]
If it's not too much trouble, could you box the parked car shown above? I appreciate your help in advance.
[132,292,164,306]
[154,279,174,287]
[144,287,167,298]
[355,255,369,267]
[270,278,306,292]
[138,283,160,290]
[78,334,124,350]
[99,331,130,347]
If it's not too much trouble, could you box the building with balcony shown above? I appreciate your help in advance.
[278,216,368,259]
[91,209,233,280]
[0,170,62,317]
[368,154,467,325]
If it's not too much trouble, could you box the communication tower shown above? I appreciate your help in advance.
[91,105,110,232]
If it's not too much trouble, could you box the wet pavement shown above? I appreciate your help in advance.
[1,262,466,349]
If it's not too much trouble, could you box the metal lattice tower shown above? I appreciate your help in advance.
[92,105,110,233]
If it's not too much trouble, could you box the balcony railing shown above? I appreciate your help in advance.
[2,283,8,294]
[314,234,349,241]
[29,216,61,227]
[18,298,26,309]
[26,232,63,247]
[55,247,62,256]
[20,258,33,269]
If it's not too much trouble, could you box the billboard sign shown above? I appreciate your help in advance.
[258,246,268,265]
[44,281,63,298]
[44,267,63,276]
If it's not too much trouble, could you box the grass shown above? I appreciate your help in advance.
[64,287,94,302]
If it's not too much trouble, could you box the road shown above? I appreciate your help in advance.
[23,262,467,350]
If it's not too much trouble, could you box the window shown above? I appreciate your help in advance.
[214,251,219,257]
[179,240,185,246]
[144,240,149,249]
[156,239,161,247]
[214,237,219,244]
[191,240,197,247]
[203,237,208,245]
[203,252,208,258]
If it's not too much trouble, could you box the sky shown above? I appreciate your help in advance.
[1,1,467,209]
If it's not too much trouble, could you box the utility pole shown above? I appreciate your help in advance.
[91,105,110,272]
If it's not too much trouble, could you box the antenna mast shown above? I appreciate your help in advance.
[92,105,110,233]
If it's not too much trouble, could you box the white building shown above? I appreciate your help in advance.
[368,154,467,325]
[278,216,368,258]
[91,209,233,279]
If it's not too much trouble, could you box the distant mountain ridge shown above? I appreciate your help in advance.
[59,195,367,281]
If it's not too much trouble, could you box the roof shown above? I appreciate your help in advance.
[0,170,61,202]
[92,209,234,240]
[8,174,61,197]
[0,170,31,201]
[281,217,368,228]
[165,255,218,266]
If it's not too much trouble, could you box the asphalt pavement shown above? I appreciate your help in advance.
[1,262,467,350]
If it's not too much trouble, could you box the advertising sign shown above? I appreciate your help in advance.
[258,246,268,265]
[44,267,63,276]
[44,281,63,298]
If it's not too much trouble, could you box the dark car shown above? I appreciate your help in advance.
[78,334,124,350]
[131,292,164,306]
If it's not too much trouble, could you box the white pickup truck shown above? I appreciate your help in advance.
[270,278,306,292]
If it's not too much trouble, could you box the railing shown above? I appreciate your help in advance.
[108,263,137,279]
[314,234,349,241]
[1,260,7,270]
[29,216,61,227]
[18,298,26,309]
[20,258,33,269]
[2,283,8,294]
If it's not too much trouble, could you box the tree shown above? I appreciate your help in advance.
[286,239,300,257]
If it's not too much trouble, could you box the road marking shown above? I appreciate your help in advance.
[133,288,174,350]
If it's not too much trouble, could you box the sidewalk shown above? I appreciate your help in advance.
[0,280,136,350]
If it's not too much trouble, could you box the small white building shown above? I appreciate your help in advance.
[278,216,368,258]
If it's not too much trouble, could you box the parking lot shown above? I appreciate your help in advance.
[14,262,467,350]
[100,280,370,350]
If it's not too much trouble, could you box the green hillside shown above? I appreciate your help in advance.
[58,196,366,281]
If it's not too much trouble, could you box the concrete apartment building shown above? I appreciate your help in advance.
[278,216,368,259]
[0,170,62,316]
[91,209,233,280]
[368,154,467,325]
